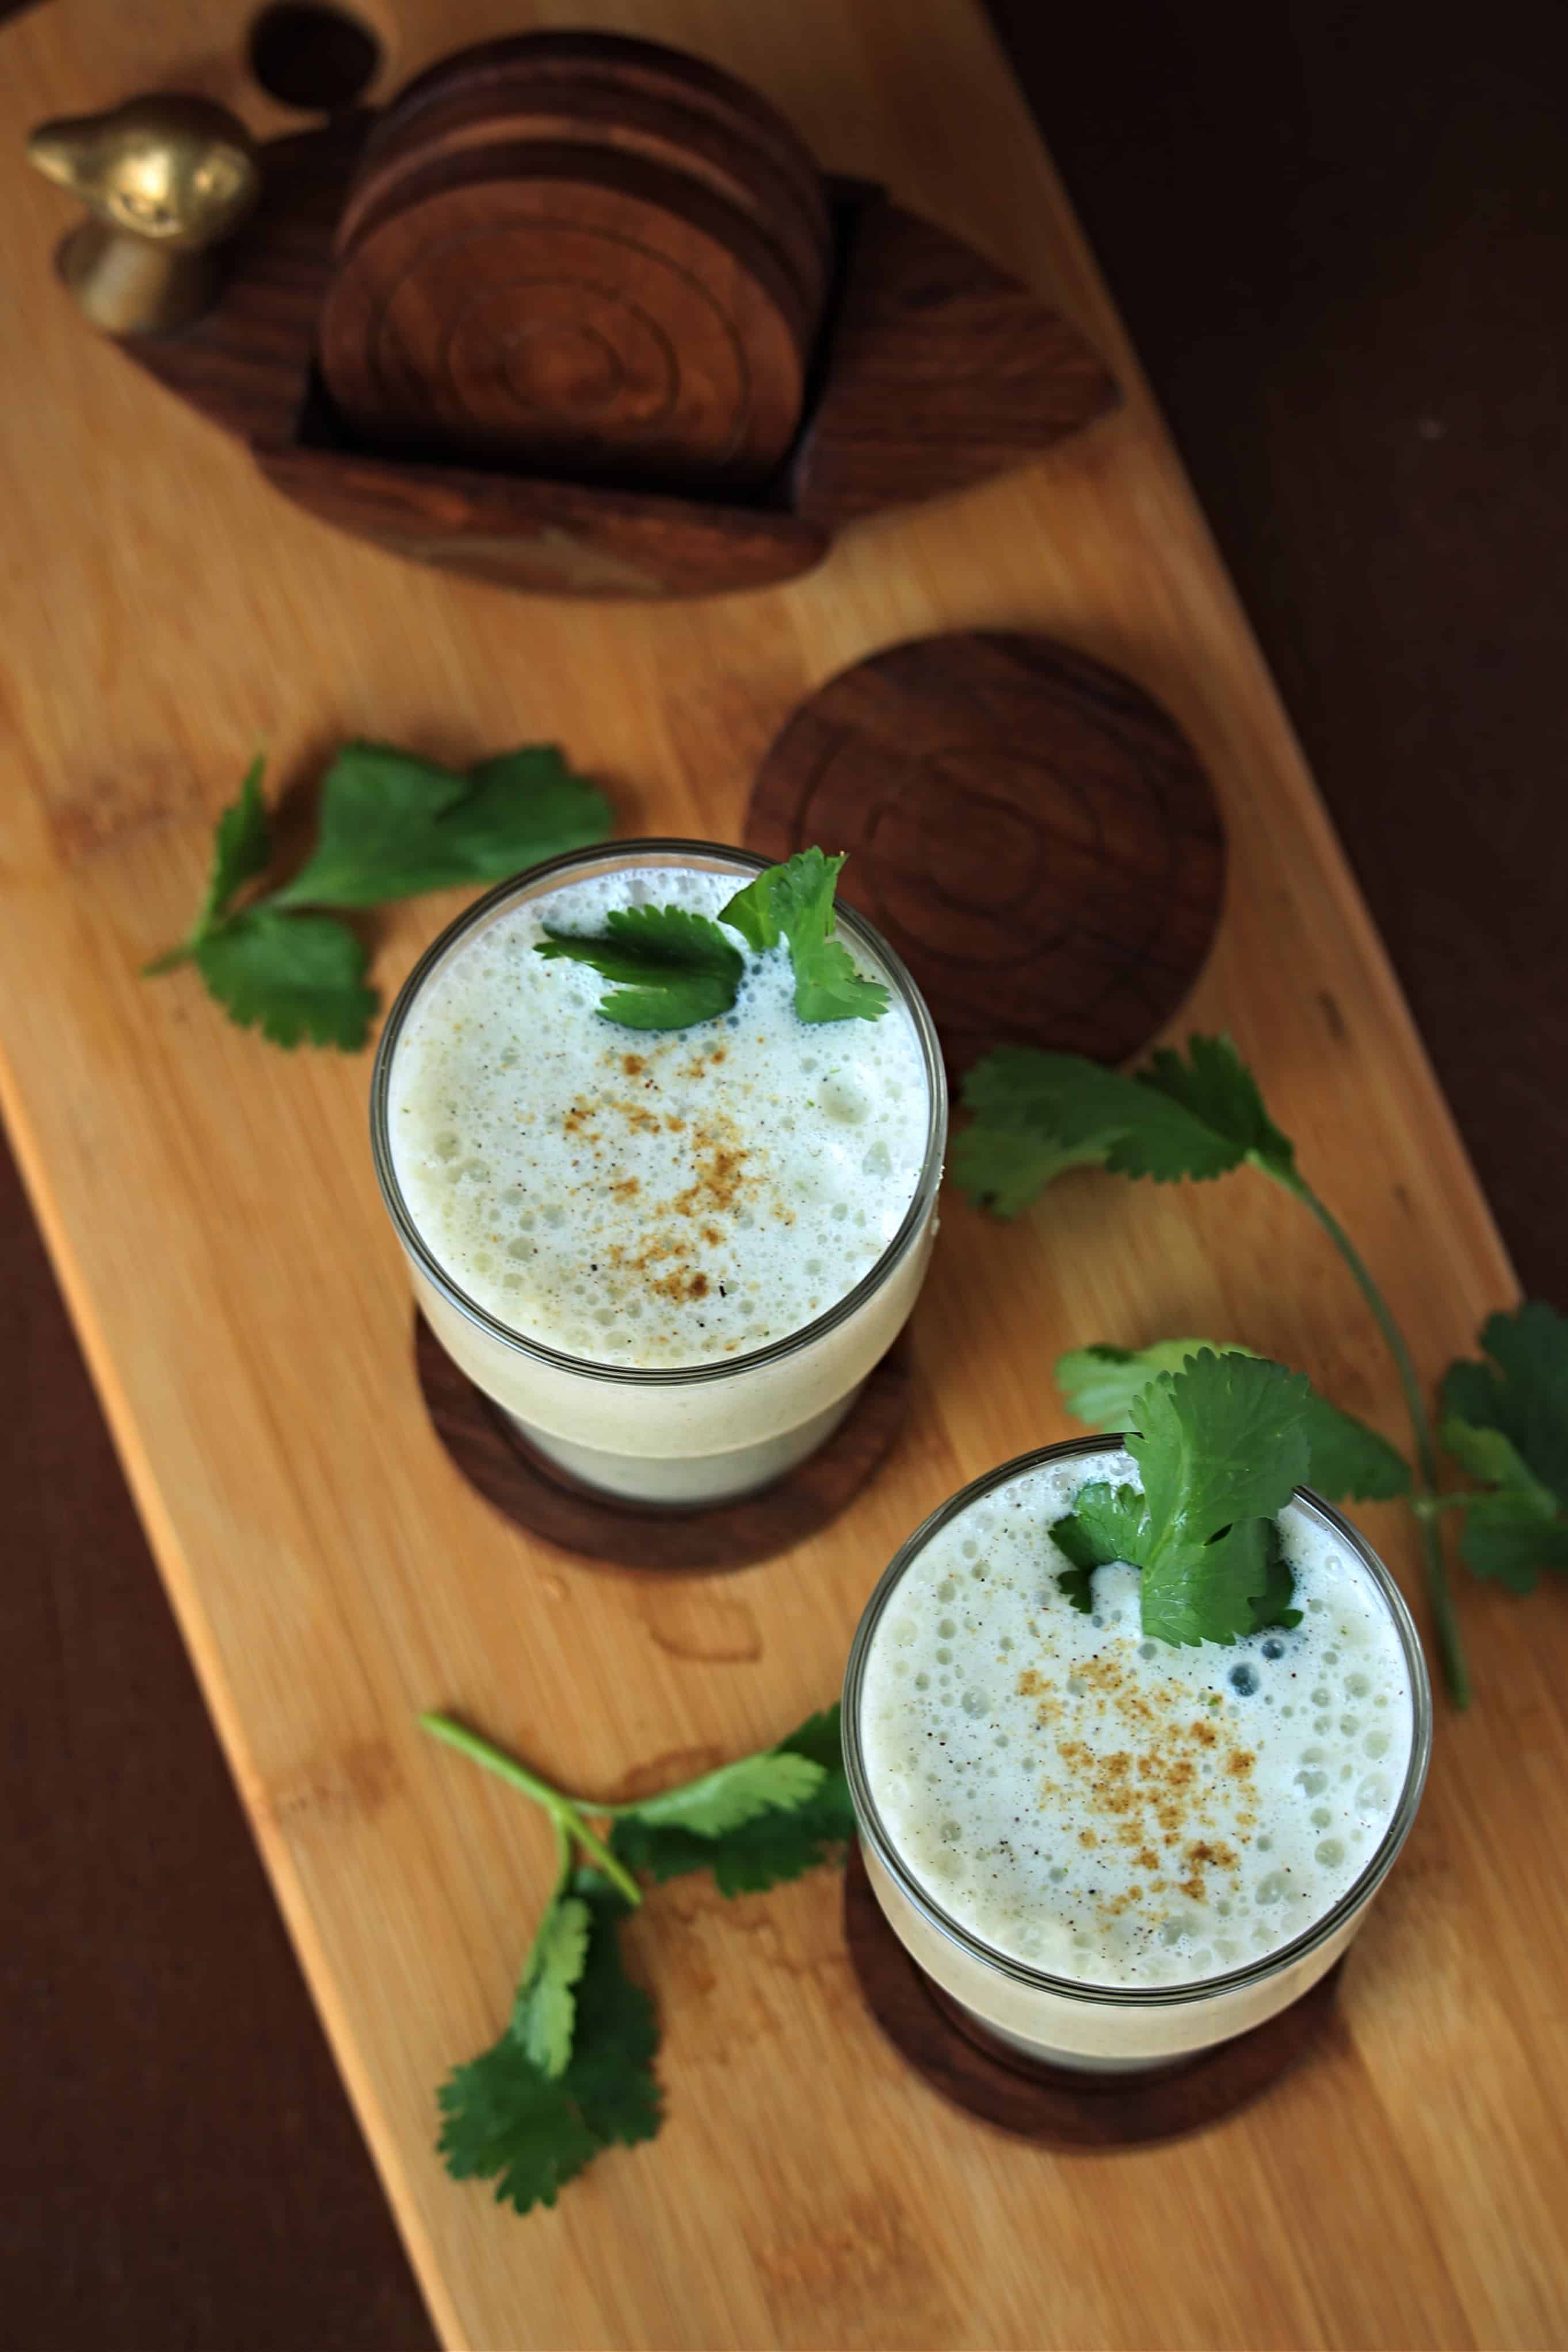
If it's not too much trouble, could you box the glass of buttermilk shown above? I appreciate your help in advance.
[845,1435,1432,2070]
[371,840,946,1507]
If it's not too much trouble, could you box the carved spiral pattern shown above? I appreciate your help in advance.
[321,167,806,483]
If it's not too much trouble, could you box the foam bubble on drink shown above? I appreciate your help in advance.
[387,865,930,1366]
[858,1449,1415,1987]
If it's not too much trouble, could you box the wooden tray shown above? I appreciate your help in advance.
[1,5,1561,2349]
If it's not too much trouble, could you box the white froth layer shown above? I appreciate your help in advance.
[859,1450,1414,1988]
[387,865,930,1367]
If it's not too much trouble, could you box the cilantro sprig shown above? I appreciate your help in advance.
[1050,1350,1311,1645]
[534,846,888,1033]
[719,847,890,1023]
[146,741,611,1049]
[420,1705,852,2216]
[1441,1305,1568,1590]
[960,1032,1568,1706]
[538,904,743,1031]
[1058,1340,1413,1504]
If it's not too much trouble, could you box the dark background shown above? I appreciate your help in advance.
[5,2,1567,2344]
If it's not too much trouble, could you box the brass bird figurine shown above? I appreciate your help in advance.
[27,94,259,336]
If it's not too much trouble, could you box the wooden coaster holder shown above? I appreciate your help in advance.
[108,112,1120,601]
[843,1843,1347,2146]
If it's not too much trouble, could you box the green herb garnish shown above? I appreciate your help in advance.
[719,847,890,1024]
[953,1034,1295,1211]
[146,741,611,1048]
[439,1871,659,2213]
[421,1704,852,2216]
[1058,1340,1413,1504]
[960,1032,1568,1706]
[1441,1304,1568,1589]
[537,903,744,1030]
[607,1706,853,1892]
[1050,1350,1311,1645]
[535,846,888,1033]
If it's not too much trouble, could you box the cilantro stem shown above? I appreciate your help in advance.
[1410,1489,1469,1518]
[1261,1167,1470,1707]
[418,1713,643,1905]
[141,941,197,977]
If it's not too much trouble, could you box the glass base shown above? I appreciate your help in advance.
[842,1842,1344,2145]
[928,1982,1191,2077]
[501,1381,867,1507]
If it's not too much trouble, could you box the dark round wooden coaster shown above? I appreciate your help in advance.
[321,144,808,483]
[844,1842,1346,2147]
[381,30,831,264]
[744,632,1227,1076]
[415,1313,911,1573]
[333,82,830,331]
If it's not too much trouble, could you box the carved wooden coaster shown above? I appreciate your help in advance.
[415,1313,911,1572]
[745,632,1226,1073]
[844,1842,1346,2147]
[321,146,810,483]
[334,73,831,329]
[380,29,832,271]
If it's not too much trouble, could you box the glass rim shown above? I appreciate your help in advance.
[369,837,949,1390]
[842,1434,1434,2010]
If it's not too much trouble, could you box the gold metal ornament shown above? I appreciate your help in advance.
[26,94,260,336]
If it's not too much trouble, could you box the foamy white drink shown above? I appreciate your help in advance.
[846,1439,1430,2068]
[372,844,945,1503]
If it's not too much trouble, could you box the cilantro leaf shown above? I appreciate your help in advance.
[146,737,611,1047]
[1048,1353,1311,1647]
[955,1035,1298,1214]
[948,1124,1109,1218]
[193,910,376,1050]
[511,1894,591,2079]
[1142,1505,1298,1656]
[1056,1341,1231,1431]
[1051,1480,1149,1613]
[538,903,743,1030]
[1130,1350,1311,1646]
[271,741,610,909]
[1234,1516,1304,1633]
[556,1875,662,2151]
[955,1048,1235,1204]
[436,746,613,880]
[1137,1036,1297,1181]
[437,1875,658,2215]
[1132,1350,1313,1570]
[720,848,888,1024]
[716,863,787,951]
[203,750,272,927]
[1439,1306,1568,1592]
[1440,1417,1557,1513]
[437,2027,600,2214]
[1054,1562,1098,1613]
[622,1749,825,1838]
[1441,1303,1568,1511]
[1458,1489,1568,1592]
[1055,1497,1304,1637]
[143,752,273,974]
[1056,1340,1410,1501]
[1297,1388,1413,1502]
[609,1707,854,1895]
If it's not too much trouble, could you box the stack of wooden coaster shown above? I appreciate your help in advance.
[319,31,832,490]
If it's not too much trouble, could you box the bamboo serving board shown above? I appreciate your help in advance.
[3,4,1564,2346]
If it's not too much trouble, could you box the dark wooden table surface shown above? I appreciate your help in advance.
[6,3,1566,2344]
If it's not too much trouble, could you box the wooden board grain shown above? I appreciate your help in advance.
[1,5,1563,2349]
